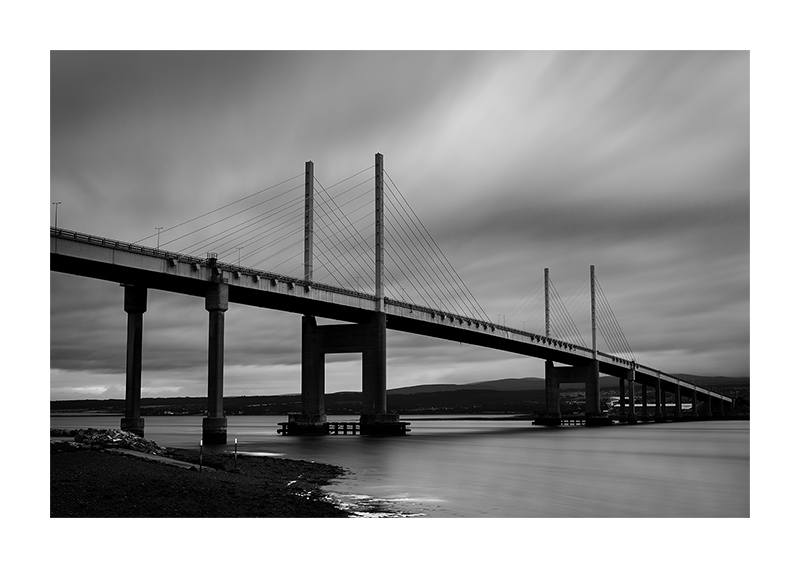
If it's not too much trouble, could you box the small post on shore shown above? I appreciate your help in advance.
[199,439,203,473]
[234,437,238,469]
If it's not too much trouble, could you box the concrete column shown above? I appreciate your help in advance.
[203,281,228,444]
[703,393,712,417]
[711,395,723,417]
[545,361,560,415]
[618,377,626,420]
[674,382,683,419]
[586,265,600,417]
[641,382,648,421]
[301,315,326,422]
[121,285,147,437]
[627,371,637,424]
[374,153,385,312]
[304,160,314,282]
[361,312,387,417]
[585,359,601,416]
[692,389,699,417]
[544,267,550,338]
[654,376,664,422]
[361,312,402,434]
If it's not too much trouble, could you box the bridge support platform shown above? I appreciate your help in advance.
[533,360,612,427]
[284,314,408,436]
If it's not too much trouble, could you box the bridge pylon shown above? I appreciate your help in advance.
[283,154,406,436]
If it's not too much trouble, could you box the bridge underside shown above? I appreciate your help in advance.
[51,232,734,439]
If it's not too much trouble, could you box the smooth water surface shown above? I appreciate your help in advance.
[51,414,749,517]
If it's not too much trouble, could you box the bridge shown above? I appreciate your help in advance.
[50,154,734,441]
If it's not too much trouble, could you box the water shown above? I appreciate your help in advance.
[50,414,749,517]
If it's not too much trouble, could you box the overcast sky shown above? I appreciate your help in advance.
[50,50,749,400]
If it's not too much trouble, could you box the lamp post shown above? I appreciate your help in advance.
[155,227,163,250]
[52,202,62,229]
[236,247,242,267]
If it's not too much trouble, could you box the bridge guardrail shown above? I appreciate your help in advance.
[52,227,731,403]
[51,226,379,301]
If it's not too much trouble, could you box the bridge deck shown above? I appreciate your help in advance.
[50,228,733,405]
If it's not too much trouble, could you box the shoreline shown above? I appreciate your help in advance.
[50,430,353,518]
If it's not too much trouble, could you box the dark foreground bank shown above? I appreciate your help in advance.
[50,435,349,518]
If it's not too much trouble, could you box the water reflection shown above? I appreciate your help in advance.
[50,415,749,517]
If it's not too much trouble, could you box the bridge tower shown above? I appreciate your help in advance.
[285,154,404,436]
[535,266,610,427]
[585,265,604,425]
[538,268,561,426]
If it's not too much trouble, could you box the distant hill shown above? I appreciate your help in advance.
[389,377,544,394]
[389,375,627,394]
[674,374,749,387]
[51,373,747,416]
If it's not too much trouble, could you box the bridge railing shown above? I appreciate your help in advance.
[52,227,731,402]
[51,226,378,301]
[386,298,596,357]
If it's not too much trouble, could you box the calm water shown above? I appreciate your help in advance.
[50,414,749,517]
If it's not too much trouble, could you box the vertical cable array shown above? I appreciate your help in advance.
[594,276,636,361]
[547,278,588,347]
[134,172,312,275]
[311,167,379,291]
[382,170,490,321]
[503,275,546,333]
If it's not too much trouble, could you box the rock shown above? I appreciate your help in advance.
[64,428,167,455]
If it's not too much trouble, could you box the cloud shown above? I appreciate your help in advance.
[50,51,749,399]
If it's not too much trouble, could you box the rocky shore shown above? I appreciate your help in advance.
[50,429,349,517]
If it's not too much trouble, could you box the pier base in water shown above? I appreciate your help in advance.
[202,417,228,444]
[585,414,614,427]
[360,413,409,436]
[279,413,329,436]
[120,417,144,438]
[533,414,562,427]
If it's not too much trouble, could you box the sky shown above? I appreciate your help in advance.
[49,50,750,400]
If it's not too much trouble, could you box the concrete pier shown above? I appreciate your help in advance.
[654,376,664,422]
[674,383,683,419]
[640,382,649,422]
[121,285,147,437]
[585,359,602,419]
[203,279,228,444]
[626,371,637,424]
[287,312,406,435]
[537,360,562,426]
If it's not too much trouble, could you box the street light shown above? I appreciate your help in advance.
[155,227,163,250]
[52,202,62,229]
[236,247,242,266]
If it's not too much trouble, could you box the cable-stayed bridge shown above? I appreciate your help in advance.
[50,154,734,441]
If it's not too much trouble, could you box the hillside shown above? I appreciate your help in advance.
[51,374,748,416]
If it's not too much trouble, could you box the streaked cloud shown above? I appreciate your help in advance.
[50,50,749,399]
